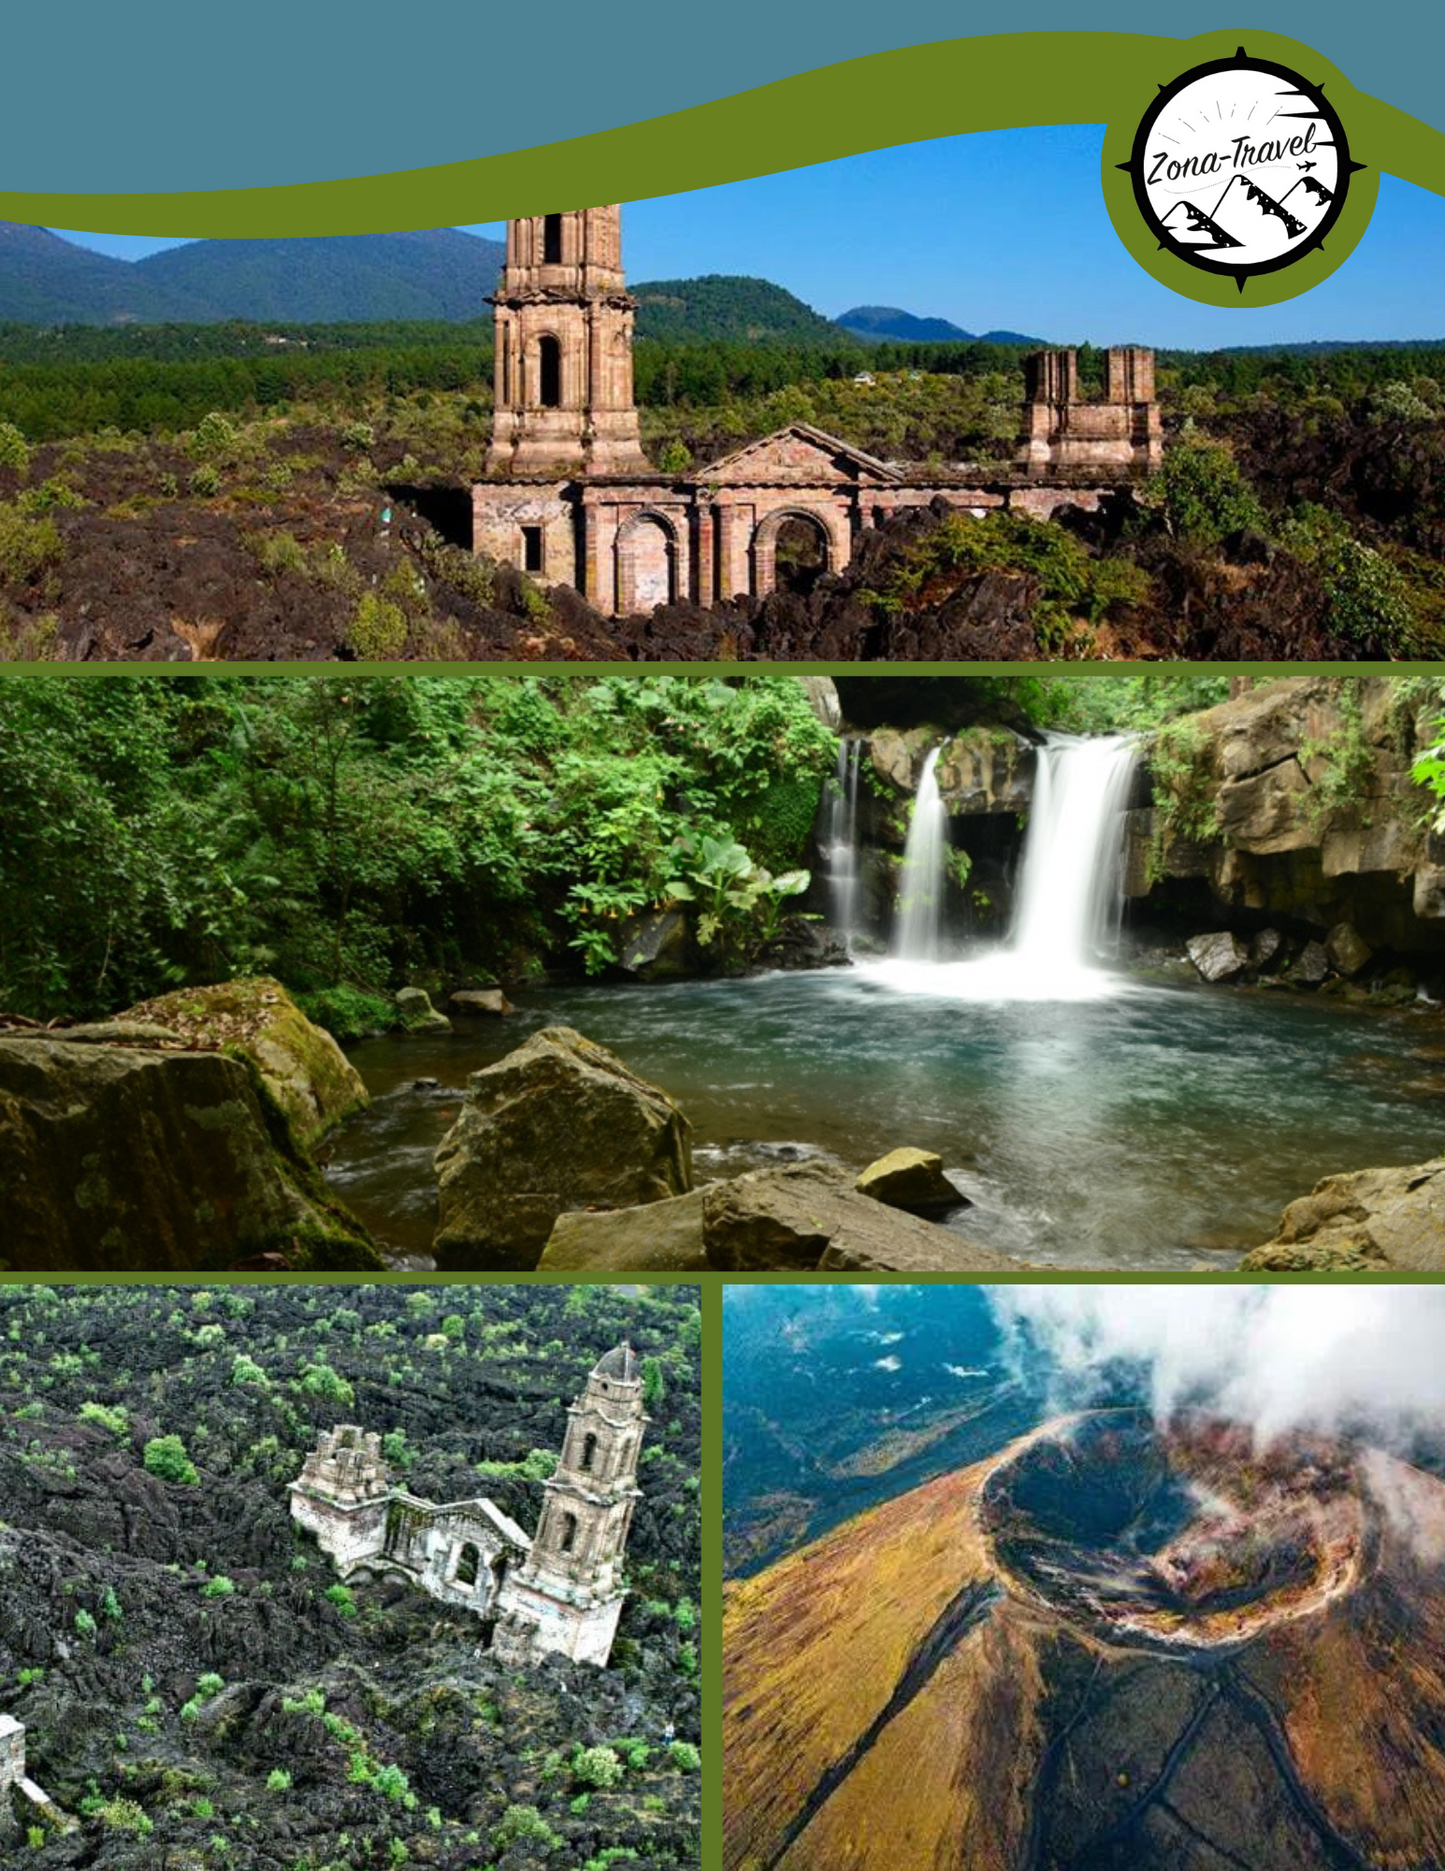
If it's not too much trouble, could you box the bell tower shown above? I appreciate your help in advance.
[484,207,651,477]
[493,1343,649,1665]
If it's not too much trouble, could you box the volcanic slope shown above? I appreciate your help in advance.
[722,1409,1445,1871]
[0,1282,701,1870]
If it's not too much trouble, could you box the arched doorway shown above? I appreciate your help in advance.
[772,513,830,595]
[454,1542,480,1588]
[537,335,562,409]
[617,513,675,612]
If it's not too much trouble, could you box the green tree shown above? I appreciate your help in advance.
[143,1434,199,1486]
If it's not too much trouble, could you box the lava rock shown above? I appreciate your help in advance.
[395,986,451,1033]
[856,1148,963,1215]
[433,1026,693,1270]
[1186,932,1250,983]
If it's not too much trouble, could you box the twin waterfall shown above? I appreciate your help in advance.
[822,738,864,949]
[888,735,1138,997]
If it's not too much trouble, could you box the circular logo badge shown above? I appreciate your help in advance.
[1121,47,1363,293]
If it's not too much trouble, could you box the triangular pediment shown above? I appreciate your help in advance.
[697,423,903,487]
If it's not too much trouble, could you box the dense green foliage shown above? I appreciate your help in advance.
[0,675,836,1020]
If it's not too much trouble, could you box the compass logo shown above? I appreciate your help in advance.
[1119,47,1364,292]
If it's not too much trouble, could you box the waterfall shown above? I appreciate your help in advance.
[1010,735,1139,976]
[822,738,863,947]
[864,731,1138,1001]
[892,747,947,962]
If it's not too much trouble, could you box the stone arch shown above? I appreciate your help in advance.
[615,509,679,614]
[581,1430,598,1473]
[559,1511,579,1555]
[454,1541,480,1588]
[751,506,839,599]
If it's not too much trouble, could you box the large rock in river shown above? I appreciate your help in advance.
[539,1190,711,1272]
[121,977,367,1149]
[702,1162,1023,1272]
[0,1036,382,1271]
[856,1147,962,1214]
[1186,932,1249,983]
[433,1026,693,1270]
[1240,1156,1445,1271]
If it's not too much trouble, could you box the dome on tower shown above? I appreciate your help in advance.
[592,1343,639,1384]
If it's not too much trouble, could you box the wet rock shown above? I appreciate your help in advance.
[395,986,451,1033]
[1186,933,1250,983]
[756,916,850,971]
[1250,928,1285,972]
[1293,940,1330,986]
[0,1037,381,1271]
[449,988,515,1017]
[617,907,694,981]
[433,1027,692,1270]
[701,1161,1022,1273]
[856,1148,963,1215]
[411,1077,441,1093]
[120,978,367,1149]
[539,1191,710,1272]
[1241,1156,1445,1271]
[1325,922,1374,978]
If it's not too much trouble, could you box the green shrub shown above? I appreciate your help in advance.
[492,1805,560,1852]
[295,985,395,1041]
[324,1583,358,1618]
[266,1768,292,1792]
[0,420,30,473]
[572,1745,624,1790]
[348,593,408,660]
[1156,435,1266,545]
[144,1434,199,1485]
[340,420,376,453]
[201,1575,236,1599]
[78,1400,129,1438]
[0,504,63,587]
[668,1740,701,1771]
[190,464,222,498]
[74,1607,97,1638]
[191,410,240,460]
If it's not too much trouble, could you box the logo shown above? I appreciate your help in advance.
[1118,47,1365,293]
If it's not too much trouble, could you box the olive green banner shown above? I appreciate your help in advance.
[2,29,1441,236]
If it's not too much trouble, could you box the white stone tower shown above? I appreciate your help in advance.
[288,1425,392,1571]
[483,207,651,477]
[494,1343,649,1666]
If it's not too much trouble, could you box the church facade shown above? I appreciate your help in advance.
[289,1343,648,1667]
[471,207,1164,619]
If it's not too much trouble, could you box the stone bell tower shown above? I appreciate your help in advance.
[484,207,651,477]
[493,1343,649,1666]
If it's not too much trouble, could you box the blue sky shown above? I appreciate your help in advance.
[51,127,1445,348]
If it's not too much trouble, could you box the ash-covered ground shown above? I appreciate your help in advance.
[0,1283,701,1870]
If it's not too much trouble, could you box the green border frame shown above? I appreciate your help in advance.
[1,31,1441,235]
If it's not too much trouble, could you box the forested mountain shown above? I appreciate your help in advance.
[628,275,849,343]
[837,303,1041,345]
[0,223,208,324]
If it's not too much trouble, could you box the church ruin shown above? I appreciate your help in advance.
[289,1343,647,1667]
[471,206,1164,618]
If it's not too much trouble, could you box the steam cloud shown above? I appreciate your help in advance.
[987,1286,1445,1450]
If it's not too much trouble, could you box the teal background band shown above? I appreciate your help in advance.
[2,29,1441,235]
[4,4,1445,196]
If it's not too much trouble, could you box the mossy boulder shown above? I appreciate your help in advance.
[395,986,451,1033]
[122,977,367,1148]
[0,1036,382,1271]
[1241,1156,1445,1271]
[433,1026,692,1270]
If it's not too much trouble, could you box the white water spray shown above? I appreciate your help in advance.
[867,733,1138,1001]
[892,747,947,962]
[822,738,863,949]
[1011,735,1139,975]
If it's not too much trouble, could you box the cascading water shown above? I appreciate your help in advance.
[892,747,948,962]
[822,738,863,948]
[869,732,1138,999]
[1010,735,1140,978]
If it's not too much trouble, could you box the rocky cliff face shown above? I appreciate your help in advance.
[1125,678,1445,956]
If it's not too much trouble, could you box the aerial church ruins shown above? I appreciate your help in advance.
[290,1343,647,1667]
[470,206,1164,617]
